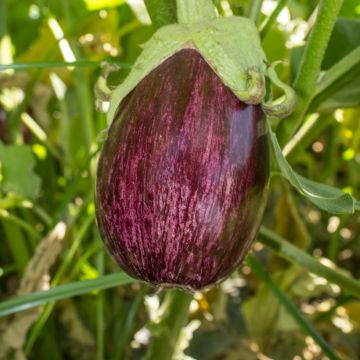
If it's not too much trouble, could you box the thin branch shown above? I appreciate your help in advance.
[260,0,289,38]
[248,0,264,24]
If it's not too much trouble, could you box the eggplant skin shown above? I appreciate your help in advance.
[96,48,269,291]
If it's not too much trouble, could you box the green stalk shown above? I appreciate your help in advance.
[116,285,147,359]
[176,0,216,24]
[145,290,193,360]
[260,0,288,38]
[25,214,95,353]
[248,0,264,24]
[61,0,94,152]
[0,0,6,36]
[96,247,105,360]
[0,210,41,240]
[31,204,53,227]
[1,220,30,273]
[21,113,63,162]
[276,0,344,147]
[247,255,339,360]
[144,0,177,29]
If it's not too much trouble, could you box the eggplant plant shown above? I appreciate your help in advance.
[94,0,360,358]
[1,0,360,359]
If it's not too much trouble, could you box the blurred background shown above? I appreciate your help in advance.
[0,0,359,359]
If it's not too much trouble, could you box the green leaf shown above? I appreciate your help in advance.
[291,19,360,112]
[0,272,135,317]
[312,70,360,112]
[0,144,41,200]
[322,18,360,70]
[269,125,359,214]
[311,46,360,112]
[313,19,360,111]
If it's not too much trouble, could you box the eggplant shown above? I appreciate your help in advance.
[96,49,269,290]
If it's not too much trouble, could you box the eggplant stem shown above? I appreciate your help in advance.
[145,290,193,360]
[176,0,216,24]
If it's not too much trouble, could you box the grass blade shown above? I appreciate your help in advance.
[247,254,340,360]
[258,226,360,298]
[0,60,131,71]
[0,272,135,317]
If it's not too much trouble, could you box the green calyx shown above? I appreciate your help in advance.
[107,9,296,125]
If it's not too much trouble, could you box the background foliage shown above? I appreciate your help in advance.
[0,0,359,359]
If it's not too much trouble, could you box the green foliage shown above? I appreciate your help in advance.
[144,0,177,28]
[0,0,359,359]
[0,144,41,200]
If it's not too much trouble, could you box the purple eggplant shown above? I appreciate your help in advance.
[96,49,269,290]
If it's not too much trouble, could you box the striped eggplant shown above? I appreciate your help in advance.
[96,2,296,290]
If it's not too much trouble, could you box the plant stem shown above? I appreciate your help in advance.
[1,220,30,273]
[145,290,193,360]
[117,285,147,359]
[176,0,216,24]
[247,255,339,360]
[61,0,95,152]
[276,0,344,147]
[1,210,42,240]
[0,0,6,36]
[248,0,263,24]
[144,0,177,29]
[96,247,105,360]
[260,0,288,38]
[25,215,95,353]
